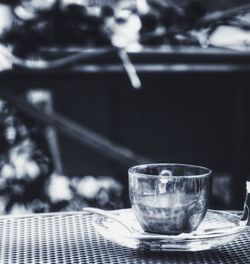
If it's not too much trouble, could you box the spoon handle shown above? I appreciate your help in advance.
[82,207,134,233]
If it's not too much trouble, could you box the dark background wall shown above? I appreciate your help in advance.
[51,72,250,210]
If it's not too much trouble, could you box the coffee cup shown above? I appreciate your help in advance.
[128,163,212,234]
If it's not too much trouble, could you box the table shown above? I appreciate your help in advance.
[0,211,249,264]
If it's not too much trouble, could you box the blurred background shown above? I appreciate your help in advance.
[0,0,249,214]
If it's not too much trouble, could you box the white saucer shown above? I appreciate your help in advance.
[93,209,248,252]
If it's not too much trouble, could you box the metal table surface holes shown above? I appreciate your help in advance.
[0,212,249,264]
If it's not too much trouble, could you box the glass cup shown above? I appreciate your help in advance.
[128,163,212,234]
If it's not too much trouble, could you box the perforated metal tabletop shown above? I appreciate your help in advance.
[0,211,249,264]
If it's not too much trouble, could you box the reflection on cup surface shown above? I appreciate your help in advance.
[128,163,212,235]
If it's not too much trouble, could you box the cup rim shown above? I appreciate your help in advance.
[128,163,212,179]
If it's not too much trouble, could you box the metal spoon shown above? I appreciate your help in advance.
[83,206,248,241]
[83,183,250,240]
[82,207,136,233]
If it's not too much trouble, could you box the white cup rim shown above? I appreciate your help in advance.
[128,163,212,179]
